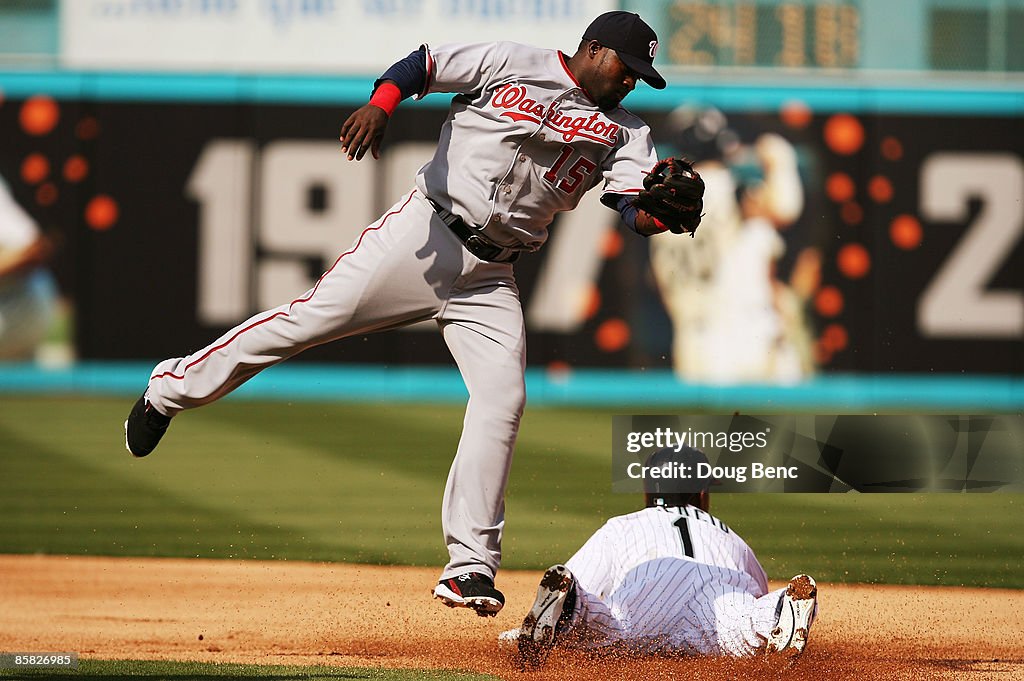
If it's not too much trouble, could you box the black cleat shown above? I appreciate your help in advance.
[432,572,505,617]
[124,393,171,458]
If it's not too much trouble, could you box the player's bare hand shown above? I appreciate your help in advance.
[339,104,389,161]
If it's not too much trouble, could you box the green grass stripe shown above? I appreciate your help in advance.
[0,659,498,680]
[1,396,1022,587]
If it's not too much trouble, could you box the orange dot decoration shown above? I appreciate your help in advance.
[780,100,813,129]
[20,95,60,136]
[814,339,834,366]
[601,229,624,259]
[890,214,923,250]
[76,116,101,141]
[821,324,849,352]
[825,173,855,203]
[85,195,119,231]
[881,136,903,161]
[823,113,865,156]
[583,285,602,320]
[868,175,893,203]
[840,202,863,226]
[36,183,58,207]
[838,243,871,279]
[595,318,631,352]
[21,153,50,184]
[63,155,89,183]
[815,286,844,317]
[546,360,572,383]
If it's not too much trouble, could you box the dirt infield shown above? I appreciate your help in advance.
[1,555,1022,680]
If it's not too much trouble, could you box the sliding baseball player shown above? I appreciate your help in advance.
[507,446,818,667]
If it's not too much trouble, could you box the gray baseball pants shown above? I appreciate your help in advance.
[147,189,526,581]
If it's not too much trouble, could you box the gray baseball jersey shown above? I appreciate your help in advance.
[416,41,657,251]
[563,505,787,656]
[145,40,661,585]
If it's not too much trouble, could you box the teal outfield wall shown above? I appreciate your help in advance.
[0,362,1021,410]
[0,69,1021,113]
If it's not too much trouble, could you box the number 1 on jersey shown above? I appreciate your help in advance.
[674,517,695,558]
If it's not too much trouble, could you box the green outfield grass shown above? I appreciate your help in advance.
[0,659,497,679]
[1,395,1021,588]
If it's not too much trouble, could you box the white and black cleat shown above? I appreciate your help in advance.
[766,574,818,657]
[517,564,576,670]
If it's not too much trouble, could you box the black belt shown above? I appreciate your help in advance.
[427,198,519,263]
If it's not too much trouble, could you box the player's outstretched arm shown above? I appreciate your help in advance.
[339,103,389,161]
[339,47,428,162]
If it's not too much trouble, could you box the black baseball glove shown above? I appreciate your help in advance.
[632,158,705,236]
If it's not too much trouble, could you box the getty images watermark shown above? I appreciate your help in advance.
[624,425,800,484]
[612,414,1024,494]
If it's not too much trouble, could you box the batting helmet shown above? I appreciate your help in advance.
[643,445,713,509]
[665,105,739,164]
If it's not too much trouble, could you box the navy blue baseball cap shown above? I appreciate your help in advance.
[583,11,667,90]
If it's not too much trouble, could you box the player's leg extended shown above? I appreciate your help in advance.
[651,573,819,659]
[433,269,525,612]
[128,191,458,455]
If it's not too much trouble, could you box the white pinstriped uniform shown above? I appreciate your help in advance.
[563,505,787,656]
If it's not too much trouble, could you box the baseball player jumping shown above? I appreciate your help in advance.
[124,11,704,616]
[505,446,818,668]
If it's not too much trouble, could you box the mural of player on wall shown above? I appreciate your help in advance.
[0,172,60,361]
[649,105,820,384]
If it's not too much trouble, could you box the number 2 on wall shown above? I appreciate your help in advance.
[918,153,1023,338]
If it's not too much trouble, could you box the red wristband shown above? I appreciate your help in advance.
[368,82,402,117]
[651,216,670,233]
